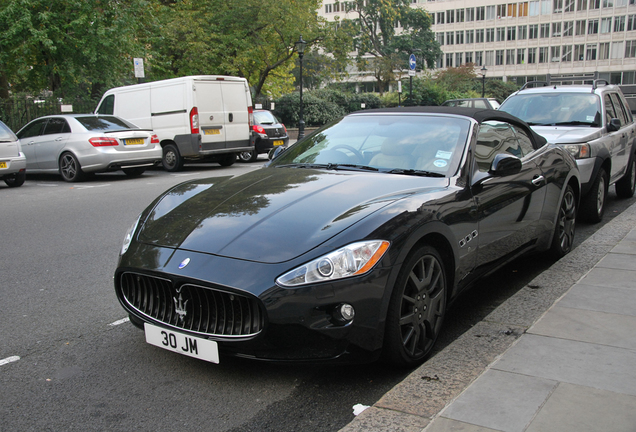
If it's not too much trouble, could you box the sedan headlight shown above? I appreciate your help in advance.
[563,143,590,159]
[276,240,390,287]
[120,215,141,255]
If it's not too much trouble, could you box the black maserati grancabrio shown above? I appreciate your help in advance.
[115,107,579,367]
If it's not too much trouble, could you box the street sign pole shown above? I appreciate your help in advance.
[408,54,416,105]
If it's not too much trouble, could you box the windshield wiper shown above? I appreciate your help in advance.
[274,163,328,169]
[552,121,596,126]
[526,122,551,126]
[384,168,445,178]
[325,163,379,172]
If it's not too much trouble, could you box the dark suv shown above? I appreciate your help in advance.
[238,110,289,162]
[500,80,636,222]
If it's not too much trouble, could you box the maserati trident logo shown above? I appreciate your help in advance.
[174,291,189,323]
[178,258,191,269]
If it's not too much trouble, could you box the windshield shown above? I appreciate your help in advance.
[0,120,18,142]
[270,113,471,176]
[76,116,139,132]
[254,110,279,125]
[500,93,601,126]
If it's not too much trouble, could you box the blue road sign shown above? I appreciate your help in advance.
[409,54,416,70]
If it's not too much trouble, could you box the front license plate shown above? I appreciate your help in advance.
[0,161,6,169]
[124,138,145,145]
[273,140,284,146]
[204,129,221,135]
[144,323,219,364]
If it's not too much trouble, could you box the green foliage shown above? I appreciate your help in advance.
[482,79,521,103]
[274,91,346,127]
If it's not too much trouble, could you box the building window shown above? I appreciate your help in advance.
[551,46,561,61]
[528,47,537,63]
[466,30,475,44]
[599,42,610,59]
[602,0,613,6]
[436,32,445,45]
[586,43,597,60]
[456,31,464,44]
[476,29,485,43]
[446,53,453,67]
[539,47,549,62]
[447,10,455,23]
[476,51,484,66]
[446,32,454,45]
[574,44,585,60]
[563,21,574,36]
[457,9,465,22]
[562,45,573,60]
[506,49,515,64]
[601,17,612,33]
[517,48,526,63]
[576,20,587,35]
[578,0,588,9]
[497,4,507,17]
[565,0,576,11]
[553,22,562,36]
[496,50,504,65]
[615,16,626,32]
[486,28,495,42]
[518,25,528,39]
[485,50,495,66]
[590,0,600,9]
[628,14,636,30]
[437,55,444,69]
[436,11,445,24]
[529,24,539,38]
[588,19,599,34]
[612,41,624,58]
[465,52,473,63]
[476,6,485,20]
[541,0,552,13]
[456,52,463,66]
[466,7,475,21]
[325,3,332,13]
[507,26,517,40]
[519,2,530,16]
[530,0,541,15]
[616,0,627,6]
[541,23,550,37]
[497,27,505,41]
[486,5,496,19]
[626,40,636,57]
[554,0,564,12]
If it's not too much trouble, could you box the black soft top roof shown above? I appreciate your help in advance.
[356,106,548,148]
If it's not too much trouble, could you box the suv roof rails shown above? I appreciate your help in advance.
[592,79,609,92]
[519,81,550,91]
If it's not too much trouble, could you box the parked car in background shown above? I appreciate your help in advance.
[0,120,27,187]
[95,76,254,171]
[16,114,162,182]
[499,80,636,222]
[238,109,289,162]
[114,106,578,367]
[442,98,500,110]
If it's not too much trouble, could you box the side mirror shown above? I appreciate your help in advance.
[607,118,621,132]
[489,154,522,177]
[269,146,286,160]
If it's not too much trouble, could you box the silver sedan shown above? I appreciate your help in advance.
[16,114,162,182]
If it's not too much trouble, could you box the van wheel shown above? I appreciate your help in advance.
[218,153,236,167]
[616,157,636,198]
[162,144,184,172]
[580,168,608,223]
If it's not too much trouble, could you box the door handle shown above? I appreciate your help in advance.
[55,137,64,141]
[531,175,545,186]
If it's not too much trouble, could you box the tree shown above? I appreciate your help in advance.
[343,0,441,93]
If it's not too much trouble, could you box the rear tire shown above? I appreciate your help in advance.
[549,185,576,258]
[4,171,26,187]
[580,169,608,223]
[162,144,184,172]
[616,157,636,198]
[59,152,85,182]
[383,245,447,367]
[218,153,236,167]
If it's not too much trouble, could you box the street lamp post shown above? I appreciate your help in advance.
[295,35,307,140]
[480,65,488,98]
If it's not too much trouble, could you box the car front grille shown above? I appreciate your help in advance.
[119,272,264,338]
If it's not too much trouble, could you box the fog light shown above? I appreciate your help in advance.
[338,303,355,322]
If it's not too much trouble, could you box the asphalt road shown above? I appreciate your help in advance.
[1,159,633,432]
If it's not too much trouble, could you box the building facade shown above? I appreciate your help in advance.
[320,0,636,86]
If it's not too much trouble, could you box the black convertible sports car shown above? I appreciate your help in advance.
[115,107,579,367]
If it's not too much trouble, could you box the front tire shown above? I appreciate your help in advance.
[616,157,636,198]
[4,171,26,187]
[549,185,576,258]
[580,168,608,223]
[383,245,447,367]
[162,144,184,172]
[59,152,85,182]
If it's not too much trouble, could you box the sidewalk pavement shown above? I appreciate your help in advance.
[342,200,636,432]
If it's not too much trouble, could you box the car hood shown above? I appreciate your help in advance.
[531,125,603,144]
[137,168,448,263]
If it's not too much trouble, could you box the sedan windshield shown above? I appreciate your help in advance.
[271,114,470,177]
[501,93,601,127]
[76,116,139,132]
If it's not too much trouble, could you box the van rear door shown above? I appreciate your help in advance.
[196,81,227,152]
[220,82,250,149]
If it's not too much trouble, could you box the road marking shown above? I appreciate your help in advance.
[109,317,130,326]
[0,356,20,366]
[71,184,112,190]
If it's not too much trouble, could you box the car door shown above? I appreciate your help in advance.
[470,120,547,271]
[16,118,48,169]
[603,93,627,184]
[609,92,633,180]
[36,117,72,170]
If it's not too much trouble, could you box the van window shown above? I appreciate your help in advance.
[97,95,115,115]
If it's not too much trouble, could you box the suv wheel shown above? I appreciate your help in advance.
[580,169,608,223]
[616,156,636,198]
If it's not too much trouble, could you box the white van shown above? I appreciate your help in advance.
[95,76,253,171]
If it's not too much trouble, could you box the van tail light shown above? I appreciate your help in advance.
[190,107,199,134]
[248,106,254,127]
[150,133,159,144]
[89,137,119,147]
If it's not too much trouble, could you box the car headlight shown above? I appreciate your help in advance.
[120,215,141,255]
[276,240,390,287]
[563,143,590,159]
